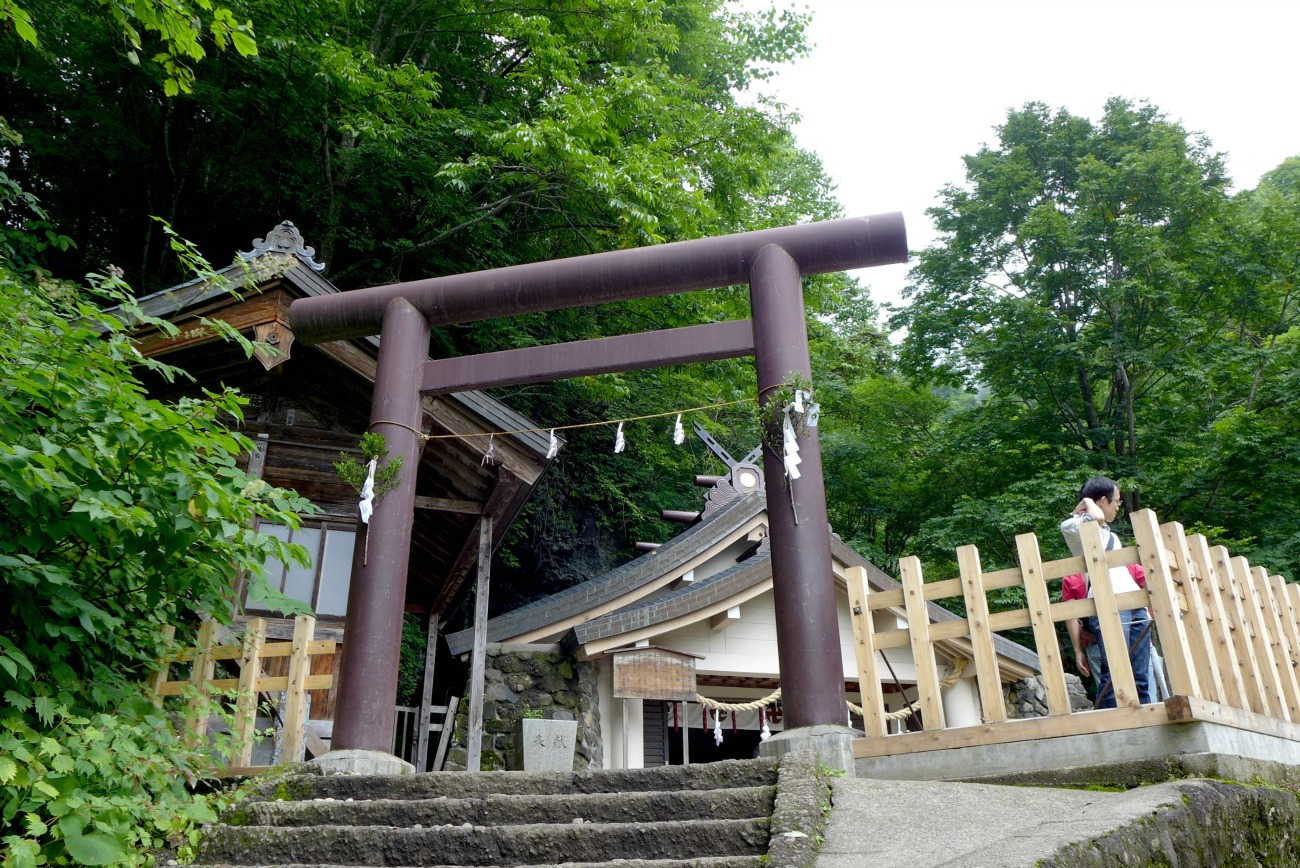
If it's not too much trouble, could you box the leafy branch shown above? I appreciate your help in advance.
[334,432,404,502]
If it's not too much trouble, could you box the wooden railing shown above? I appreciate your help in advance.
[393,696,460,771]
[847,509,1300,758]
[148,615,335,774]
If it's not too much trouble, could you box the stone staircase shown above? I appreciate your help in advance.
[197,753,828,868]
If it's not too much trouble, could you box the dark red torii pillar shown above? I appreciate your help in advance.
[289,214,907,758]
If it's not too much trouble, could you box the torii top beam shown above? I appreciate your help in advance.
[289,213,907,343]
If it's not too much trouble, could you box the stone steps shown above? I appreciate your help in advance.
[196,754,827,868]
[262,758,778,802]
[198,818,770,866]
[199,859,761,868]
[238,786,775,828]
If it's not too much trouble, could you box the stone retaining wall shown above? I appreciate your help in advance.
[445,643,601,771]
[1005,673,1093,719]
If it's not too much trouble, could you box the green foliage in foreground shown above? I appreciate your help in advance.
[0,257,316,864]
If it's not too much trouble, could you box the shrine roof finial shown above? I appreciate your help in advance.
[240,220,326,273]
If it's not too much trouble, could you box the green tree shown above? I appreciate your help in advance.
[0,253,315,864]
[3,0,257,95]
[0,0,817,292]
[898,98,1231,492]
[893,99,1300,578]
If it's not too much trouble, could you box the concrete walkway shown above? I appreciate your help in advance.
[816,777,1187,868]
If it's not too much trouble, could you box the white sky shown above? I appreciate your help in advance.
[742,0,1300,311]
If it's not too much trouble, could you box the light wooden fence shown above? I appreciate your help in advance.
[148,615,335,775]
[848,509,1300,759]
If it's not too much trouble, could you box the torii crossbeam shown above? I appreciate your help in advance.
[289,213,907,766]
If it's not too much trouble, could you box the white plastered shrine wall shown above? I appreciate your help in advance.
[595,590,983,768]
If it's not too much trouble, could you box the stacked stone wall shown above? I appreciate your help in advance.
[445,643,601,771]
[1004,673,1093,719]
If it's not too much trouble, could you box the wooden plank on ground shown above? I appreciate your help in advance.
[1014,533,1070,716]
[234,618,267,766]
[1160,524,1224,705]
[899,556,945,731]
[956,546,1005,724]
[1131,510,1199,699]
[433,695,460,772]
[1186,535,1245,711]
[1080,521,1140,708]
[846,566,888,737]
[852,703,1173,758]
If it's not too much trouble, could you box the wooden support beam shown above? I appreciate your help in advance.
[429,468,518,615]
[465,516,494,773]
[414,614,441,772]
[414,496,481,515]
[422,320,755,394]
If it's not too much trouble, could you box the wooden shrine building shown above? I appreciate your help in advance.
[124,222,553,758]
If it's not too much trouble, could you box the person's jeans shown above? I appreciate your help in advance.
[1084,609,1152,708]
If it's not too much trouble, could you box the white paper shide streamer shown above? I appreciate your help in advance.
[358,458,377,524]
[482,434,495,466]
[614,421,626,454]
[713,708,724,746]
[782,414,802,479]
[673,413,685,445]
[760,708,771,741]
[546,428,559,459]
[781,389,820,481]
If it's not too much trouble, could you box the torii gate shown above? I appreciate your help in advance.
[289,213,907,768]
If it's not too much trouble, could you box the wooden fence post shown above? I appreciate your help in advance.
[280,615,315,764]
[147,624,177,707]
[1211,545,1268,715]
[1237,563,1300,717]
[1130,510,1199,698]
[899,556,944,731]
[1272,575,1300,708]
[1158,523,1224,704]
[1254,566,1300,721]
[1079,521,1139,708]
[1228,554,1286,719]
[846,566,887,737]
[186,619,219,742]
[1186,535,1245,710]
[234,618,267,766]
[957,545,1007,724]
[1012,534,1070,716]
